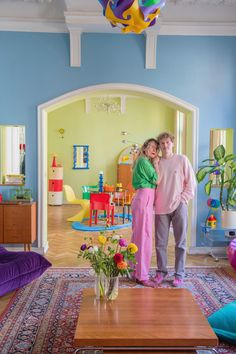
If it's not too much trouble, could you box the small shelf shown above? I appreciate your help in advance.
[200,222,235,261]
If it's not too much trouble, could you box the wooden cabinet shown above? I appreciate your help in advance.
[0,202,36,250]
[0,205,3,243]
[117,164,135,195]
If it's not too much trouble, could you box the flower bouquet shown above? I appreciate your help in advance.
[78,230,138,300]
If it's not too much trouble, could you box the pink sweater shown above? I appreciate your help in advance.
[154,154,196,214]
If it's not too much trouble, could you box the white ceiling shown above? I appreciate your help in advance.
[0,0,236,35]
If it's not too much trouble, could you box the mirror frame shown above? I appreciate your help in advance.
[73,144,89,170]
[0,125,26,186]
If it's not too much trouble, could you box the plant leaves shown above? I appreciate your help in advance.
[202,158,215,163]
[214,144,225,161]
[204,180,212,195]
[228,199,236,206]
[217,158,225,165]
[196,166,214,182]
[231,162,236,172]
[225,154,236,162]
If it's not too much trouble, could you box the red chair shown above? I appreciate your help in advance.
[89,193,115,226]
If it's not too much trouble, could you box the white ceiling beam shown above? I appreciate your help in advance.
[68,28,81,67]
[65,11,160,69]
[145,30,159,70]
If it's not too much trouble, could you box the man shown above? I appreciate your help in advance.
[153,132,196,287]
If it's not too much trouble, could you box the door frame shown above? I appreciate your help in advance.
[38,83,199,253]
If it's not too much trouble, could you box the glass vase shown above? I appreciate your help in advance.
[94,274,107,300]
[94,275,119,301]
[105,276,119,301]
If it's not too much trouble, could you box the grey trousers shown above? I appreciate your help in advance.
[154,202,188,279]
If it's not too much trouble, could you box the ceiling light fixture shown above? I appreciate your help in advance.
[98,0,166,34]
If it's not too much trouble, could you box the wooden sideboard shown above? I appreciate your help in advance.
[0,202,36,251]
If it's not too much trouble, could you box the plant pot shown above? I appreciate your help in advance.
[221,210,236,229]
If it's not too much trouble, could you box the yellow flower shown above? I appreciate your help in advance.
[127,243,138,254]
[98,235,107,245]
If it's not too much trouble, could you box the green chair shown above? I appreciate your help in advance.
[82,185,99,199]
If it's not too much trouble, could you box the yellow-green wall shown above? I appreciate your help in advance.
[48,95,175,199]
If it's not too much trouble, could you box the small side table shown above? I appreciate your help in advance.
[200,222,236,261]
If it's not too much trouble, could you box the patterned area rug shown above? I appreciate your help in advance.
[0,267,236,353]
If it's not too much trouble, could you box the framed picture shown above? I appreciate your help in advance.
[73,145,89,170]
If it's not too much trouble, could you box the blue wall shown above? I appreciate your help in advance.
[0,31,236,244]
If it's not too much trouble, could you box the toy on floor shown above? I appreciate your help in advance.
[72,213,132,232]
[89,192,114,226]
[82,185,99,199]
[103,184,115,193]
[67,199,90,222]
[98,171,104,192]
[63,185,90,222]
[227,237,236,271]
[207,198,220,209]
[205,198,220,228]
[207,214,217,228]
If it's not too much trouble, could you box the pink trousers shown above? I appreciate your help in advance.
[131,188,155,281]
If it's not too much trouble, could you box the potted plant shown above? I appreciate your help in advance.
[196,144,236,228]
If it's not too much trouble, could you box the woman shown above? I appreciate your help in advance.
[131,138,159,287]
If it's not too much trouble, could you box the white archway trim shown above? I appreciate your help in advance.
[38,83,199,253]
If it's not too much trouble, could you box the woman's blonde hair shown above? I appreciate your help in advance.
[140,138,158,156]
[132,138,158,169]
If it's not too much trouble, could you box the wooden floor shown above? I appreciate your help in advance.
[46,204,230,268]
[0,204,234,315]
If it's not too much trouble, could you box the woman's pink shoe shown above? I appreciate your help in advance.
[153,274,166,285]
[172,277,184,287]
[136,279,155,288]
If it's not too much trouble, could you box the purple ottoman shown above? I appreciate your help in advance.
[0,246,51,296]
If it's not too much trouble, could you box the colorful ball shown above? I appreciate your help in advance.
[207,198,213,207]
[227,238,236,271]
[207,198,220,209]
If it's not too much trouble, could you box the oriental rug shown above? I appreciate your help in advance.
[0,267,236,354]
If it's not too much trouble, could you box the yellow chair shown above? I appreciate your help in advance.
[63,185,90,222]
[63,185,81,204]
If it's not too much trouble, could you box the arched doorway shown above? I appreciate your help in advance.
[38,83,198,253]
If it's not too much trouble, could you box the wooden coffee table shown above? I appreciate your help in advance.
[74,288,218,353]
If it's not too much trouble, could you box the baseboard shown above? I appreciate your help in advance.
[4,244,48,255]
[188,246,227,255]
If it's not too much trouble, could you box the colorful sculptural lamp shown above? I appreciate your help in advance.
[98,0,166,34]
